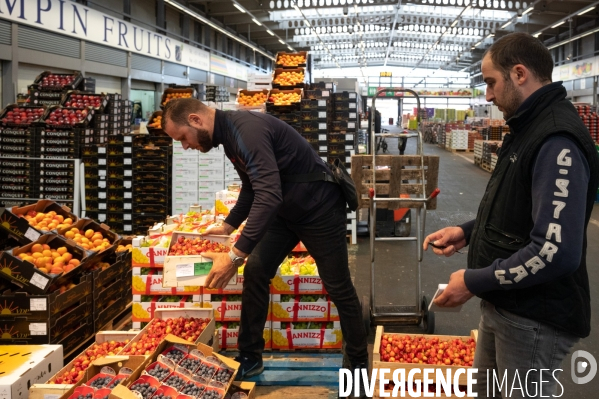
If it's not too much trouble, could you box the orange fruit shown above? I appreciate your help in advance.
[31,244,43,253]
[84,229,94,239]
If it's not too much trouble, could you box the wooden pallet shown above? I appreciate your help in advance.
[448,148,469,153]
[351,155,440,210]
[255,386,336,398]
[480,162,494,173]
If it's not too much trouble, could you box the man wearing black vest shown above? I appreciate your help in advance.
[424,33,599,397]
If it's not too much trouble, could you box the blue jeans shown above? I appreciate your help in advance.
[473,300,579,398]
[237,200,368,365]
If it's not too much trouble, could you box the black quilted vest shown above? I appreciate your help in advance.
[468,83,599,338]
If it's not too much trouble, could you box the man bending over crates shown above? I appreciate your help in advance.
[162,98,369,397]
[424,32,599,397]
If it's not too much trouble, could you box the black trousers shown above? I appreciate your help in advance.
[237,200,368,365]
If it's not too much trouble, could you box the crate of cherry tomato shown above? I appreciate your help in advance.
[61,91,108,111]
[42,105,94,128]
[32,71,84,91]
[372,326,478,386]
[0,104,46,127]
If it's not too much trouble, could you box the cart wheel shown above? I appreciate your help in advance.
[361,295,371,337]
[421,295,435,334]
[382,140,388,153]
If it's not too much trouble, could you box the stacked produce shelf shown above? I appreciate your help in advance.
[575,104,599,142]
[0,199,132,355]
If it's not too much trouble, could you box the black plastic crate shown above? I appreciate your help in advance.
[32,71,83,91]
[333,91,358,101]
[0,126,38,138]
[304,89,331,100]
[333,101,358,112]
[299,121,327,134]
[0,175,32,185]
[0,143,39,157]
[301,98,330,111]
[334,111,359,121]
[330,120,358,132]
[301,110,328,122]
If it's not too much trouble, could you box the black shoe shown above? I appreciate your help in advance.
[233,354,264,380]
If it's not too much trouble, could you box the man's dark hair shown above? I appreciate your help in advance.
[161,97,208,129]
[484,32,553,83]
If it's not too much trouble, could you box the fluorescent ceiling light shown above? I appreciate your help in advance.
[551,21,565,28]
[233,2,246,13]
[501,21,512,28]
[578,6,595,15]
[533,32,541,37]
[451,20,459,27]
[304,19,311,27]
[463,5,471,12]
[267,30,274,36]
[252,18,262,26]
[287,45,293,51]
[547,26,599,49]
[522,6,534,15]
[163,0,274,60]
[474,40,482,46]
[279,39,285,44]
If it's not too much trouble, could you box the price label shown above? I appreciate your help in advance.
[318,134,327,141]
[176,263,194,277]
[99,158,106,165]
[30,273,49,290]
[124,203,131,210]
[124,136,132,142]
[124,147,132,153]
[349,103,356,109]
[346,134,354,141]
[319,146,327,152]
[176,262,213,277]
[99,192,106,199]
[349,92,356,99]
[125,170,132,177]
[193,262,213,276]
[25,227,41,242]
[99,203,107,210]
[124,181,132,189]
[99,169,107,177]
[318,100,326,107]
[321,90,329,97]
[319,123,326,130]
[349,113,356,119]
[99,181,106,189]
[348,122,356,129]
[124,214,131,221]
[29,322,47,335]
[98,214,106,222]
[124,158,132,165]
[318,112,327,119]
[124,192,132,199]
[98,147,106,154]
[30,298,47,311]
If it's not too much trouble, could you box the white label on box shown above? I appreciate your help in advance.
[124,136,132,143]
[124,214,131,220]
[99,203,107,210]
[318,100,326,107]
[322,90,329,97]
[318,112,326,118]
[348,122,356,129]
[99,158,106,165]
[349,113,356,119]
[44,394,60,399]
[319,123,326,130]
[346,134,354,141]
[124,203,131,209]
[349,92,356,99]
[25,227,41,242]
[30,273,49,289]
[125,169,132,176]
[124,147,132,153]
[319,134,326,141]
[124,158,132,165]
[321,156,327,162]
[124,192,132,199]
[30,322,47,335]
[30,298,47,311]
[319,146,327,151]
[124,181,132,188]
[98,147,106,154]
[349,103,356,109]
[98,213,106,222]
[98,181,106,189]
[99,192,106,199]
[124,224,132,230]
[176,263,194,277]
[98,169,107,178]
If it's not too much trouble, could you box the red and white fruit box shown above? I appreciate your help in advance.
[202,273,244,294]
[132,268,201,295]
[270,270,326,295]
[270,321,342,350]
[132,295,202,323]
[163,232,235,288]
[269,294,339,322]
[216,321,270,350]
[200,294,242,321]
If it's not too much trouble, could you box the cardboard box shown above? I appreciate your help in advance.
[201,293,242,321]
[201,273,244,294]
[0,200,78,245]
[163,233,234,288]
[0,234,90,294]
[270,262,325,295]
[122,308,216,355]
[372,326,478,387]
[271,321,342,350]
[132,295,202,323]
[216,321,270,350]
[131,244,168,268]
[215,190,239,217]
[226,381,256,399]
[132,268,201,295]
[0,345,63,399]
[270,294,339,322]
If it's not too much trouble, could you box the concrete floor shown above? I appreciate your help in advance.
[347,126,599,397]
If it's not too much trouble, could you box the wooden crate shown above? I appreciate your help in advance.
[351,155,439,210]
[372,326,478,387]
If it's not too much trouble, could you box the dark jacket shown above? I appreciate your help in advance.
[464,83,599,337]
[212,110,342,254]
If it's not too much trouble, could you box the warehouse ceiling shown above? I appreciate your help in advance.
[186,0,599,73]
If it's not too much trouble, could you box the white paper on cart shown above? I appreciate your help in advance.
[428,283,463,312]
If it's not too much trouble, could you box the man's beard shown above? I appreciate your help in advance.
[498,77,523,121]
[196,127,213,153]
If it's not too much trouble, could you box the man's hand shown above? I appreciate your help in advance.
[434,270,474,307]
[205,222,234,236]
[203,252,237,289]
[423,226,467,257]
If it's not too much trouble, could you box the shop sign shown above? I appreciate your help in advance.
[367,87,404,97]
[551,54,599,82]
[0,0,213,73]
[210,54,247,81]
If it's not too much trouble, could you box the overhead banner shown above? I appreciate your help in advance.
[0,0,212,74]
[552,55,599,82]
[367,87,474,97]
[210,54,248,81]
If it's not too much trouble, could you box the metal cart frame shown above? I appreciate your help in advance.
[362,88,440,334]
